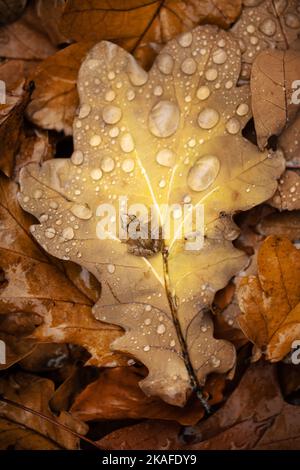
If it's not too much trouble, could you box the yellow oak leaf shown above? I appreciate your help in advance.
[19,26,284,406]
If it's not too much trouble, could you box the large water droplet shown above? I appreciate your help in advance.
[127,56,148,86]
[178,31,193,47]
[187,155,220,192]
[181,58,197,75]
[62,227,74,241]
[196,86,210,101]
[71,203,92,220]
[148,100,180,138]
[198,108,219,129]
[71,150,84,166]
[107,264,115,274]
[122,158,135,173]
[120,133,135,153]
[226,118,240,135]
[157,53,174,75]
[45,227,56,239]
[236,103,249,116]
[205,68,218,81]
[105,90,116,102]
[34,189,43,200]
[157,323,166,335]
[101,156,115,172]
[156,149,175,167]
[285,13,300,29]
[102,105,122,124]
[78,104,91,119]
[259,18,277,36]
[90,168,103,181]
[89,135,102,147]
[212,48,227,64]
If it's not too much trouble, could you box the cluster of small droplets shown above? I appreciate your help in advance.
[232,0,300,79]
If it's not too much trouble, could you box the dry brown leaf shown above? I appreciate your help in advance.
[0,2,57,61]
[70,366,225,425]
[98,362,300,450]
[60,0,242,53]
[257,210,300,241]
[19,343,71,372]
[279,112,300,167]
[0,80,33,177]
[0,0,27,26]
[27,42,94,135]
[99,419,181,450]
[186,361,300,450]
[232,0,300,80]
[270,170,300,210]
[279,362,300,398]
[19,27,284,406]
[13,128,53,179]
[237,236,300,361]
[251,49,300,149]
[0,372,88,450]
[34,0,67,46]
[0,333,36,371]
[0,417,61,450]
[0,176,122,367]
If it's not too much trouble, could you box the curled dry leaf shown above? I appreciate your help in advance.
[270,170,300,210]
[237,236,300,361]
[251,49,300,149]
[0,0,27,26]
[0,80,33,177]
[0,176,122,367]
[19,27,283,405]
[0,372,88,450]
[61,0,242,60]
[98,362,300,450]
[0,418,61,450]
[27,42,94,135]
[19,26,285,406]
[70,366,225,426]
[232,0,300,80]
[257,210,300,241]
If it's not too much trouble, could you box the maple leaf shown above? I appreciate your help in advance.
[19,26,284,406]
[237,236,300,361]
[232,0,300,80]
[0,176,122,367]
[0,372,88,450]
[251,49,300,149]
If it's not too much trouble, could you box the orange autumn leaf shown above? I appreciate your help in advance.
[27,42,94,135]
[237,236,300,361]
[61,0,242,45]
[70,366,225,426]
